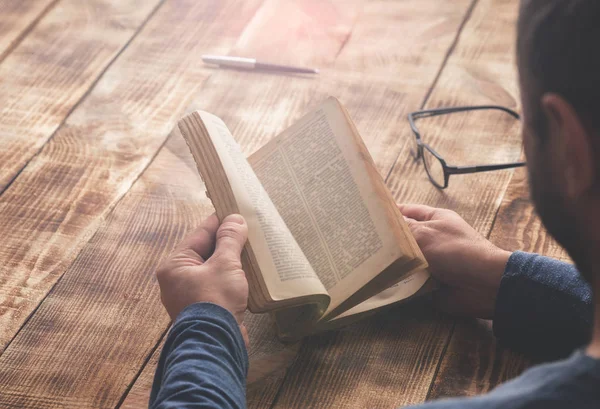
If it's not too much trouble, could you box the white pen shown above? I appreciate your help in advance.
[202,55,319,74]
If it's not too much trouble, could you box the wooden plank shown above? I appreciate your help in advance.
[119,338,167,409]
[0,0,58,61]
[388,0,551,401]
[232,0,360,67]
[125,2,468,407]
[427,155,570,401]
[120,306,298,409]
[0,133,294,408]
[428,318,532,400]
[272,300,452,408]
[186,0,475,183]
[0,136,209,408]
[274,0,529,405]
[488,166,570,261]
[0,0,163,193]
[118,338,164,409]
[268,1,537,407]
[3,0,474,407]
[127,0,475,407]
[0,0,263,354]
[386,0,522,222]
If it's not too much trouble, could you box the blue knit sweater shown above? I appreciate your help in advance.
[149,252,599,409]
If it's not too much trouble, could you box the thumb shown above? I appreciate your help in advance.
[212,214,248,261]
[403,215,419,232]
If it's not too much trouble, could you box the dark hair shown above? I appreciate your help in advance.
[517,0,600,135]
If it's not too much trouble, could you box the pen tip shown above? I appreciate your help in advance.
[312,68,320,74]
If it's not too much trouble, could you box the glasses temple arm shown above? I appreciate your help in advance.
[409,105,520,121]
[447,162,526,175]
[408,105,521,138]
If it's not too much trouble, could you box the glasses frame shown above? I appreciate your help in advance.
[408,105,527,189]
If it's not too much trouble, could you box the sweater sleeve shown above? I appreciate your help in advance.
[149,303,248,409]
[492,251,593,360]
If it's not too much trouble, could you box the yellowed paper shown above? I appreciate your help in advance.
[200,112,329,302]
[334,269,430,319]
[251,98,408,313]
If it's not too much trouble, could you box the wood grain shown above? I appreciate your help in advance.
[0,0,58,61]
[271,299,452,409]
[0,130,295,408]
[0,0,532,407]
[261,0,522,407]
[0,0,263,354]
[387,0,522,223]
[111,0,475,407]
[120,305,298,409]
[489,166,570,261]
[191,0,473,184]
[407,0,560,401]
[0,0,163,193]
[427,154,570,401]
[119,337,167,409]
[232,0,360,66]
[428,318,532,400]
[0,135,211,408]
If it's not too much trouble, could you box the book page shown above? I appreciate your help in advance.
[197,112,329,305]
[334,270,430,319]
[250,98,420,314]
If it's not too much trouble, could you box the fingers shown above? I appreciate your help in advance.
[399,204,434,242]
[212,214,248,262]
[403,216,430,247]
[403,215,418,231]
[176,214,220,261]
[398,203,438,221]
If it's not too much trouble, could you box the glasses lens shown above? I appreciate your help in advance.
[422,146,445,188]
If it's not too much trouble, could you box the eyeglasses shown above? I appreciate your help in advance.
[408,105,526,189]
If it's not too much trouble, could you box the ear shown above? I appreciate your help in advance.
[541,93,595,199]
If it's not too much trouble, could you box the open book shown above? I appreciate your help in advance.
[178,97,431,340]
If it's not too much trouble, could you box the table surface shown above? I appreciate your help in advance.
[0,0,570,408]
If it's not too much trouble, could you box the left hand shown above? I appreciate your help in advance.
[156,213,250,346]
[399,204,510,319]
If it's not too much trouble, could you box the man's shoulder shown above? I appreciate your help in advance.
[491,351,600,407]
[408,352,600,409]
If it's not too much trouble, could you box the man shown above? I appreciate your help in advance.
[150,0,600,407]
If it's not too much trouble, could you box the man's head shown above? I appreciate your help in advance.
[518,0,600,278]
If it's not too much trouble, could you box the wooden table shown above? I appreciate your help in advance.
[0,0,569,408]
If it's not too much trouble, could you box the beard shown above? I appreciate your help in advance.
[528,159,592,281]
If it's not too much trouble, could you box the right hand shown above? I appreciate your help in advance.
[399,204,511,319]
[156,214,250,346]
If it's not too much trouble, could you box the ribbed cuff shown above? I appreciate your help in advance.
[493,251,533,340]
[173,302,249,371]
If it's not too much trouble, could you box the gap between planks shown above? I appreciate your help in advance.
[3,2,264,356]
[0,0,169,356]
[384,0,479,183]
[0,0,168,198]
[420,0,529,400]
[0,0,269,407]
[1,0,502,404]
[118,1,486,407]
[0,0,60,63]
[112,2,273,406]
